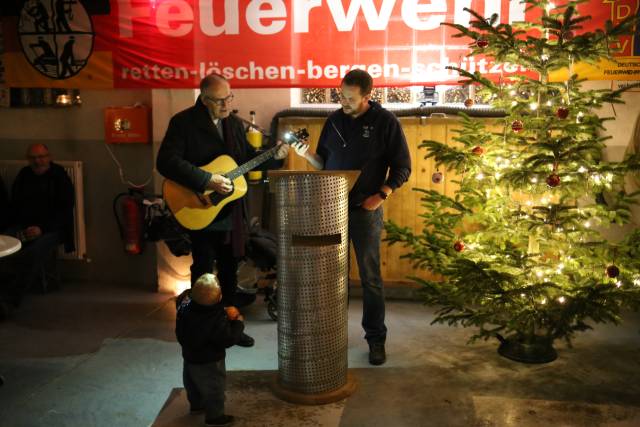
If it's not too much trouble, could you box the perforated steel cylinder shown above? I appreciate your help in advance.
[274,174,349,394]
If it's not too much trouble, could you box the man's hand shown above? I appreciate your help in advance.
[361,195,384,211]
[361,188,392,211]
[207,174,232,194]
[273,141,290,160]
[23,226,42,241]
[291,141,310,158]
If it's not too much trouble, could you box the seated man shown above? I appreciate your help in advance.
[0,144,74,308]
[0,174,8,231]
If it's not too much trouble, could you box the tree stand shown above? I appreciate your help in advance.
[497,334,557,364]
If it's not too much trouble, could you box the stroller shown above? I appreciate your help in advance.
[237,218,278,321]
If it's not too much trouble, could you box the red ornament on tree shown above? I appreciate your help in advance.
[562,31,574,40]
[454,241,465,252]
[606,265,620,278]
[556,107,569,119]
[432,171,443,184]
[546,173,561,188]
[464,98,475,108]
[472,146,484,156]
[511,120,524,133]
[476,38,489,48]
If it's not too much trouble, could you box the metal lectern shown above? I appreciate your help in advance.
[268,170,359,405]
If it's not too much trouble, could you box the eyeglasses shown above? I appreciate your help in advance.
[27,154,50,160]
[203,93,234,106]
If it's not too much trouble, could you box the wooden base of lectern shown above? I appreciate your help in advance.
[270,372,358,405]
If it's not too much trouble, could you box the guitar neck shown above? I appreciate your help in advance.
[226,145,278,180]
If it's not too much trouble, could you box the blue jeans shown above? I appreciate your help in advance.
[183,359,226,420]
[349,207,387,344]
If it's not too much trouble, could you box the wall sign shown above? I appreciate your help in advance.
[1,0,639,89]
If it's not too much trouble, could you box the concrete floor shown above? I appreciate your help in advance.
[1,283,639,427]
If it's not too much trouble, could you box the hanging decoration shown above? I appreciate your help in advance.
[546,173,561,188]
[511,120,524,132]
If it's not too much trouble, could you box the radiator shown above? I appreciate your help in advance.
[0,160,87,260]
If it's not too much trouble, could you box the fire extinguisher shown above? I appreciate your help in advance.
[113,187,145,254]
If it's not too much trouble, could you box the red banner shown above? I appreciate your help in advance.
[2,0,640,89]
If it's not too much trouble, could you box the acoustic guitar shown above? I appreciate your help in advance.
[163,128,309,230]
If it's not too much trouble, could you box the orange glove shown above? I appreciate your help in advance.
[225,306,240,320]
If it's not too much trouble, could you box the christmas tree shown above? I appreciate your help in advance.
[385,0,640,363]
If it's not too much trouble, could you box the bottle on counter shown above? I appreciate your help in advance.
[246,110,263,182]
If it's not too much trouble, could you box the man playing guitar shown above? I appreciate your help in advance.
[157,73,290,347]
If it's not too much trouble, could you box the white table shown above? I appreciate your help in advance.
[0,235,21,258]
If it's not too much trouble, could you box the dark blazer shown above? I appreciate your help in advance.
[156,98,283,230]
[156,98,282,193]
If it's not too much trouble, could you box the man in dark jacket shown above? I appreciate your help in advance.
[0,143,74,308]
[0,174,9,231]
[291,69,411,366]
[176,273,244,426]
[157,73,289,347]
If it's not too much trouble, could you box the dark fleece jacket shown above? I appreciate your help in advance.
[176,301,245,364]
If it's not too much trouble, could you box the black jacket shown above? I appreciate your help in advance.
[176,301,245,364]
[157,98,282,193]
[0,174,9,231]
[156,98,282,227]
[317,101,411,207]
[10,163,75,252]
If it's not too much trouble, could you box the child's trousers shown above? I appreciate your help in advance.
[183,359,226,420]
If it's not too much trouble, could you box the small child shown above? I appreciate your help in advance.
[175,273,245,426]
